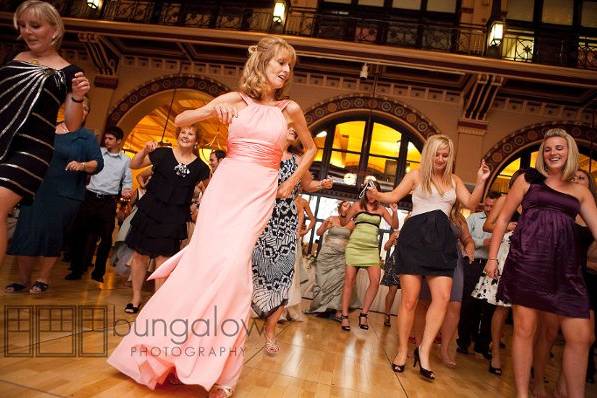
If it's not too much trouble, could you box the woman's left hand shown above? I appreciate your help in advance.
[477,159,491,182]
[65,160,84,172]
[320,178,333,190]
[71,72,90,98]
[276,180,294,199]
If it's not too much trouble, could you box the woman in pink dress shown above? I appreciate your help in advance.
[107,36,317,398]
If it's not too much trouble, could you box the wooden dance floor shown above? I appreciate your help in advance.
[1,257,595,397]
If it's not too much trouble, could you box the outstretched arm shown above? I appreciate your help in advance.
[454,160,491,210]
[367,170,417,204]
[175,92,243,127]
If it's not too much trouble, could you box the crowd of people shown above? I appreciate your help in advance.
[1,2,596,398]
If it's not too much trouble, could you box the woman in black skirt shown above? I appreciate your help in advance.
[125,126,210,313]
[0,1,90,269]
[368,134,490,380]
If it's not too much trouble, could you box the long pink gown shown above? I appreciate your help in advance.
[107,93,289,390]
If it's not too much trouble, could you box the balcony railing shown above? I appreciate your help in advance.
[3,0,595,69]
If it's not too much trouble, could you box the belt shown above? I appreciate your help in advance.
[86,190,117,200]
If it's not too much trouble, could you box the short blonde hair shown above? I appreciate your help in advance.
[239,36,297,101]
[14,0,64,49]
[419,134,455,195]
[535,128,579,181]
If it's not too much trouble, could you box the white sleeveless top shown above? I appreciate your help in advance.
[410,182,456,217]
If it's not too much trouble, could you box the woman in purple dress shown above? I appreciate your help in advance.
[485,129,597,398]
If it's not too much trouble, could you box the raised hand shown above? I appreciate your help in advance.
[143,141,158,154]
[477,159,491,182]
[71,72,90,98]
[320,178,333,190]
[211,103,238,125]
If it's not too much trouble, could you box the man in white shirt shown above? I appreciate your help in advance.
[65,126,132,282]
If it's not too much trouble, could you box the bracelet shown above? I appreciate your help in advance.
[81,162,86,171]
[71,96,84,103]
[488,258,498,261]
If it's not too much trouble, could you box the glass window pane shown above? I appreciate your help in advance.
[406,142,421,172]
[369,122,402,157]
[359,0,384,6]
[367,156,397,191]
[392,0,421,10]
[314,129,328,149]
[502,31,534,62]
[507,0,534,21]
[542,0,573,25]
[332,121,365,152]
[490,157,521,193]
[329,150,361,185]
[426,0,456,13]
[530,151,538,168]
[582,1,597,28]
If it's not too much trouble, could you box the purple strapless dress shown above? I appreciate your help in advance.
[497,182,590,318]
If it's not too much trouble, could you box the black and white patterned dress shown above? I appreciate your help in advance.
[251,156,299,318]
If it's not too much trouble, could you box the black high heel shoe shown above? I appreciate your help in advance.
[413,347,435,381]
[391,362,405,373]
[358,312,369,330]
[488,361,502,376]
[340,314,351,332]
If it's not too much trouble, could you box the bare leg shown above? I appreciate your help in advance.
[359,266,381,328]
[16,256,35,286]
[440,301,461,367]
[490,306,509,370]
[152,256,168,291]
[414,299,430,346]
[393,274,422,366]
[37,256,59,283]
[0,187,22,268]
[129,251,149,307]
[263,305,286,354]
[385,285,399,315]
[512,305,539,398]
[418,276,452,372]
[560,314,593,398]
[340,265,358,329]
[532,311,559,397]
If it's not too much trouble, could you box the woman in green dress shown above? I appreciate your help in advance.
[339,181,399,330]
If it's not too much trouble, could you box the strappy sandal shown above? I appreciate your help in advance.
[264,336,280,355]
[124,303,141,314]
[29,281,49,294]
[5,283,27,293]
[210,384,233,397]
[340,314,351,331]
[384,313,391,327]
[358,312,369,330]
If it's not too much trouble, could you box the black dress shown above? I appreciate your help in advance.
[126,147,209,258]
[0,60,82,202]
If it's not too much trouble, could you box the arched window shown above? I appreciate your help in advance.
[301,113,424,254]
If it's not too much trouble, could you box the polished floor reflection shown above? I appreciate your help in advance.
[1,257,594,397]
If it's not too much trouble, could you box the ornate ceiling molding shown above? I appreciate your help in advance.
[303,94,441,141]
[106,74,230,127]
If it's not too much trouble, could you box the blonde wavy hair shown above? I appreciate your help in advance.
[535,128,579,181]
[239,36,297,101]
[14,0,64,49]
[419,134,455,195]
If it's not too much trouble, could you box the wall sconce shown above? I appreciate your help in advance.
[316,130,327,138]
[87,0,101,9]
[488,21,504,47]
[273,0,287,24]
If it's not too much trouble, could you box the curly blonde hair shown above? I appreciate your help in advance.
[239,36,296,101]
